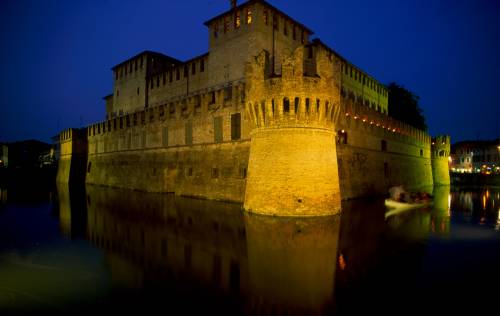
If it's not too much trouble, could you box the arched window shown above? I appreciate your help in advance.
[337,130,347,145]
[294,97,299,113]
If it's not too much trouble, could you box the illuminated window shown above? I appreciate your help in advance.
[246,7,252,24]
[337,130,348,145]
[235,11,240,28]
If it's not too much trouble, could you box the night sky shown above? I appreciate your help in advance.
[1,0,499,144]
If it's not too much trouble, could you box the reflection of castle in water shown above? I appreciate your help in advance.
[55,184,457,313]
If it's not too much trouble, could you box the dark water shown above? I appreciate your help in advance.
[0,184,499,315]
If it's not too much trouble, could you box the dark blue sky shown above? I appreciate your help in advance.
[1,0,499,143]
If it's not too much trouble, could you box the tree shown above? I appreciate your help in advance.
[387,82,427,131]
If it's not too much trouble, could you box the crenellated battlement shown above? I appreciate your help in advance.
[431,135,451,157]
[245,47,341,132]
[431,135,451,186]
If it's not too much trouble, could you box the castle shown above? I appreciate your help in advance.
[57,0,450,216]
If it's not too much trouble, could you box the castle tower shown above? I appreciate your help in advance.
[243,46,342,216]
[56,128,88,185]
[431,135,451,186]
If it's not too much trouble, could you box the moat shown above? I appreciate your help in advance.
[1,185,499,315]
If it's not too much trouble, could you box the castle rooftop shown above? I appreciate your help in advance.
[110,50,182,70]
[203,0,314,34]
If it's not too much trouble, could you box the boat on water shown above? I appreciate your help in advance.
[385,185,433,218]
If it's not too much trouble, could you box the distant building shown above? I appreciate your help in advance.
[0,144,8,168]
[450,139,500,173]
[1,140,53,169]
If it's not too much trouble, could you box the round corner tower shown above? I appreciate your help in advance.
[243,46,342,216]
[431,135,451,186]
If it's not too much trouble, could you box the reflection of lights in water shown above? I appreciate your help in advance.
[497,208,500,231]
[479,217,486,225]
[482,195,487,210]
[338,254,346,271]
[448,194,452,217]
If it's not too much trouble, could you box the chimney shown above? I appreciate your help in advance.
[231,0,237,9]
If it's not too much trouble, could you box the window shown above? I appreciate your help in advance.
[294,97,299,113]
[184,65,188,78]
[234,11,240,28]
[163,73,166,85]
[212,168,219,179]
[224,86,232,101]
[384,162,389,177]
[231,113,241,140]
[246,7,252,24]
[381,140,387,152]
[140,57,143,68]
[87,162,91,173]
[210,91,216,104]
[292,26,296,40]
[213,22,219,38]
[240,167,247,179]
[273,14,278,30]
[420,149,423,157]
[116,89,119,97]
[137,87,140,95]
[134,60,137,71]
[337,130,347,145]
[214,116,223,143]
[157,76,160,87]
[169,71,173,82]
[283,21,288,36]
[192,63,196,75]
[283,98,290,113]
[305,98,310,113]
[176,68,180,80]
[200,59,205,72]
[263,9,268,25]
